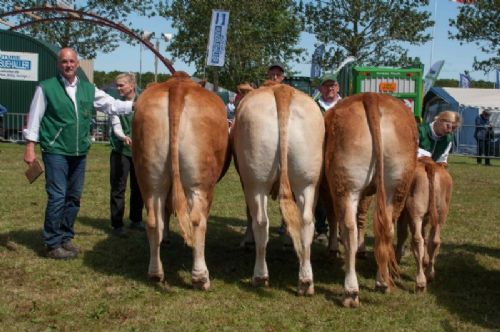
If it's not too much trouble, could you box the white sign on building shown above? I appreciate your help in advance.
[206,10,230,67]
[0,50,38,81]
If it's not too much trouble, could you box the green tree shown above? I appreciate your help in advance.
[449,0,500,73]
[301,0,433,70]
[1,0,158,59]
[161,0,304,90]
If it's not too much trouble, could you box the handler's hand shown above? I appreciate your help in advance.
[123,136,132,145]
[24,141,36,166]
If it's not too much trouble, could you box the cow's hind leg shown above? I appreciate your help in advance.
[145,192,167,283]
[356,195,372,259]
[295,185,316,296]
[247,190,270,287]
[339,194,360,307]
[239,207,255,249]
[396,211,409,264]
[375,201,395,293]
[409,216,426,292]
[189,190,211,290]
[425,224,441,283]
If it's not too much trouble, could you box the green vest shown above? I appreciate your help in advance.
[110,113,133,157]
[418,123,452,161]
[39,76,95,156]
[316,100,326,113]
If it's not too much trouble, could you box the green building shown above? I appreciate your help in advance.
[0,29,89,140]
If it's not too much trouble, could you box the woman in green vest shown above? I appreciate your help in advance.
[418,111,462,164]
[109,73,144,237]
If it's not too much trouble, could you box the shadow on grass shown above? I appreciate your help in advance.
[0,229,45,257]
[428,242,500,330]
[76,214,347,297]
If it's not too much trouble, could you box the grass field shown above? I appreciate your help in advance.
[0,142,499,331]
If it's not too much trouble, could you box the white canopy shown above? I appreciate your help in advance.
[438,87,500,112]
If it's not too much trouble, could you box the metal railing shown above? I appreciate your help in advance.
[2,113,498,160]
[0,112,111,143]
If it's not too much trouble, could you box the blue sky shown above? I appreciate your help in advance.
[94,0,496,84]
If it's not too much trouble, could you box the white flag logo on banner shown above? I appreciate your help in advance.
[206,10,230,67]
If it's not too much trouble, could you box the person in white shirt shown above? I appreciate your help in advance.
[316,76,342,113]
[314,75,342,241]
[22,47,133,260]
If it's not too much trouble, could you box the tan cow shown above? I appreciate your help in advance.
[231,83,324,295]
[132,72,229,289]
[395,157,452,292]
[324,92,417,307]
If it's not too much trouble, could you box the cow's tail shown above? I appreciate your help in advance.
[363,93,398,285]
[420,157,439,228]
[274,85,303,256]
[169,83,193,246]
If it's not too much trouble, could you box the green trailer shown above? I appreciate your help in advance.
[338,65,424,119]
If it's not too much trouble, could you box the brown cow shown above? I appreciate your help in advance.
[132,72,229,290]
[232,83,324,295]
[324,93,417,307]
[395,157,453,292]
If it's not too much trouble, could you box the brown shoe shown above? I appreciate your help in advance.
[62,241,80,255]
[47,247,76,260]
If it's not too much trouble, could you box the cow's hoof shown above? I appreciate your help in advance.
[192,277,210,291]
[148,273,165,283]
[297,279,314,296]
[415,284,426,293]
[356,251,367,259]
[252,276,269,287]
[375,281,390,294]
[342,293,360,308]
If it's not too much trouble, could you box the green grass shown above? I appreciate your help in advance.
[0,142,499,331]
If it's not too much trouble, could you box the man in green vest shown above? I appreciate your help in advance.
[23,47,134,259]
[109,73,144,237]
[314,75,342,243]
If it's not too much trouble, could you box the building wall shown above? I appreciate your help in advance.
[0,30,89,115]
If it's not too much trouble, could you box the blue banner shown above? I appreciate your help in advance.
[206,10,230,67]
[459,73,471,88]
[310,44,325,79]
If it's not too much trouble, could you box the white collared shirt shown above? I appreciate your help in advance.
[23,76,133,142]
[318,95,341,112]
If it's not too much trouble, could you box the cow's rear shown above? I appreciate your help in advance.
[396,157,452,292]
[324,93,417,307]
[132,72,229,289]
[232,83,324,295]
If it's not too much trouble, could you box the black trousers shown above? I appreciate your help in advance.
[476,139,491,165]
[110,150,144,228]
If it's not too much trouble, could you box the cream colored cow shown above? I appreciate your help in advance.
[324,93,417,307]
[231,82,324,295]
[132,72,230,289]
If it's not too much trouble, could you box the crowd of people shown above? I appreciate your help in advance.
[22,48,489,259]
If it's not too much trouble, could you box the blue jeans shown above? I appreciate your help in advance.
[42,153,86,249]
